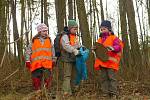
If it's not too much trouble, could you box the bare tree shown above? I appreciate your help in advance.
[41,0,44,23]
[55,0,66,33]
[76,0,92,48]
[10,0,22,61]
[119,0,132,68]
[0,0,7,61]
[147,0,150,28]
[126,0,143,75]
[68,0,73,19]
[44,0,48,26]
[100,0,104,20]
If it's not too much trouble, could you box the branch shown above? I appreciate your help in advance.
[0,68,20,85]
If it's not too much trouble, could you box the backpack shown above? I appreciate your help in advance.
[54,26,69,57]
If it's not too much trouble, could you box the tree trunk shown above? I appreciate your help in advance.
[44,0,48,26]
[41,0,44,23]
[10,0,22,61]
[76,0,92,48]
[55,0,66,33]
[26,0,31,44]
[0,0,7,61]
[126,0,143,74]
[68,0,73,19]
[92,0,96,43]
[119,0,132,69]
[89,0,93,36]
[76,0,94,80]
[6,1,11,54]
[147,0,150,28]
[73,0,76,20]
[100,0,104,20]
[142,4,149,67]
[20,0,25,63]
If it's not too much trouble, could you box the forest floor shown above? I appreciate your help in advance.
[0,67,150,100]
[0,59,150,100]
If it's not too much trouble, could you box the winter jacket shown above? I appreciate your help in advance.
[60,33,81,62]
[25,34,55,72]
[94,33,123,71]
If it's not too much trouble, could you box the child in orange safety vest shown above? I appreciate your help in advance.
[92,20,123,99]
[25,23,55,91]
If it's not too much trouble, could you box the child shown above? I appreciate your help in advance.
[59,20,81,96]
[25,23,55,90]
[93,20,123,98]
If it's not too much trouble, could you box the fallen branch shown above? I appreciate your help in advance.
[0,68,20,85]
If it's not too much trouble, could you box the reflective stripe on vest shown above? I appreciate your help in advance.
[30,38,53,72]
[108,52,121,63]
[31,56,52,62]
[32,48,52,54]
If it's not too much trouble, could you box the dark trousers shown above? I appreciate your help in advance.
[31,67,52,90]
[101,67,117,95]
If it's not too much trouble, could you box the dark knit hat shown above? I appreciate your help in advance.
[100,20,112,30]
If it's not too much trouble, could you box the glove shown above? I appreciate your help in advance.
[73,49,79,56]
[73,49,82,56]
[106,46,114,51]
[26,61,31,69]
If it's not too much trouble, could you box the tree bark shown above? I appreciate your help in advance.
[100,0,104,20]
[44,0,48,26]
[20,0,25,62]
[0,0,7,61]
[76,0,92,48]
[73,0,76,20]
[55,0,66,33]
[147,0,150,28]
[10,0,22,61]
[126,0,143,70]
[41,0,44,23]
[68,0,73,19]
[119,0,132,68]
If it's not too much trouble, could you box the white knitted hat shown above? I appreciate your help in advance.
[37,23,48,32]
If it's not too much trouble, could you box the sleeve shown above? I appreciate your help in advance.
[25,43,32,62]
[112,37,122,53]
[61,34,76,53]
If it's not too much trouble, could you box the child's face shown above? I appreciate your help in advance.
[70,27,78,34]
[100,27,109,33]
[40,30,48,36]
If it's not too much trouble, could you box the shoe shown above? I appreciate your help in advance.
[101,93,109,97]
[109,93,118,99]
[63,92,72,98]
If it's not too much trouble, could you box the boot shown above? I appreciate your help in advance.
[32,78,41,90]
[44,76,52,90]
[109,93,118,100]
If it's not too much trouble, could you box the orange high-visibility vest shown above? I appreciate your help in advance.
[60,33,77,46]
[30,38,52,72]
[94,35,123,71]
[69,34,77,45]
